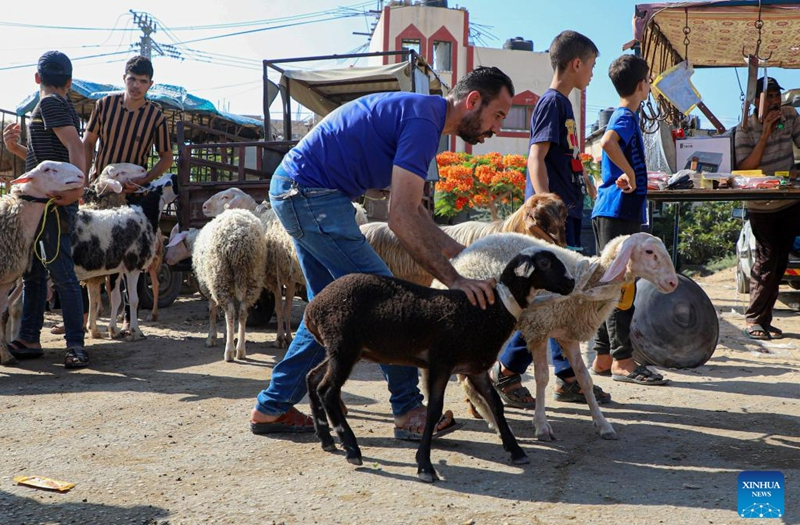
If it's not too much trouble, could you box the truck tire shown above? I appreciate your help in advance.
[138,266,183,309]
[247,289,276,327]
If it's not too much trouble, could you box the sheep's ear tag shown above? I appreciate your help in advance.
[514,258,535,278]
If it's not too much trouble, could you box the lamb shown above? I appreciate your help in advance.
[81,168,177,325]
[132,173,177,322]
[438,232,679,441]
[202,191,301,348]
[360,193,567,286]
[0,161,85,365]
[167,209,267,361]
[256,207,306,348]
[201,188,367,348]
[71,205,156,340]
[201,187,257,216]
[202,187,369,226]
[303,246,575,482]
[87,163,148,207]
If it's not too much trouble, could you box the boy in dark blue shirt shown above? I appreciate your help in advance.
[590,54,667,385]
[489,31,610,410]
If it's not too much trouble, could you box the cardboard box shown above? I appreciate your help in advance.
[675,136,733,173]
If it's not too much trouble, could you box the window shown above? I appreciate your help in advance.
[433,40,452,71]
[502,105,534,132]
[401,39,421,56]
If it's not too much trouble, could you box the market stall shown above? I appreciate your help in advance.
[629,1,800,265]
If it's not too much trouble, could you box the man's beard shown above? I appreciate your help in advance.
[457,108,493,145]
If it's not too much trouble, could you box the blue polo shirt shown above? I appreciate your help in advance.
[592,107,648,223]
[280,92,447,199]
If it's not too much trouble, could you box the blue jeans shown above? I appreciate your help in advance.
[496,214,583,379]
[254,172,424,417]
[18,203,84,349]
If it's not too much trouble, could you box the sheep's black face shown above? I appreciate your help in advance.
[501,249,574,307]
[529,251,574,296]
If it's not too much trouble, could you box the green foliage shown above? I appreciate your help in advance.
[650,201,741,266]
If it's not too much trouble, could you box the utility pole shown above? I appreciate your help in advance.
[130,10,157,58]
[129,10,182,61]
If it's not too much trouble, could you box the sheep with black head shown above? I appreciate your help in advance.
[303,245,575,483]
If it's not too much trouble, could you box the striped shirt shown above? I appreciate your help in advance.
[735,107,800,211]
[25,93,80,171]
[86,93,171,180]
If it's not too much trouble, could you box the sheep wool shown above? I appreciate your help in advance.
[443,231,678,442]
[0,161,86,365]
[192,208,267,361]
[0,195,37,283]
[361,193,567,287]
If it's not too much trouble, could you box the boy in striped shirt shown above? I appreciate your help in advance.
[2,50,87,367]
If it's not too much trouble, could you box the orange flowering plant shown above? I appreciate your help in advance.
[435,151,527,220]
[580,152,601,182]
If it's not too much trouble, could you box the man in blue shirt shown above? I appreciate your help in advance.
[250,67,515,439]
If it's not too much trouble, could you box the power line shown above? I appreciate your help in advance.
[0,50,132,71]
[0,21,136,31]
[192,80,262,93]
[167,1,375,31]
[0,3,378,73]
[168,12,365,46]
[0,1,375,34]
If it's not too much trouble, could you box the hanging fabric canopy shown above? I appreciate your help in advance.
[16,79,264,139]
[278,60,444,118]
[633,1,800,77]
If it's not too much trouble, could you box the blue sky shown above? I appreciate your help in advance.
[3,0,800,131]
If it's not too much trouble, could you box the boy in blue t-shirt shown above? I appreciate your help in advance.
[489,31,610,410]
[589,54,667,386]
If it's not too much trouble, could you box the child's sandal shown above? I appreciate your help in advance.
[64,348,89,369]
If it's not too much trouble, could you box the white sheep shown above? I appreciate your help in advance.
[361,193,567,286]
[167,209,267,361]
[256,206,306,348]
[436,232,679,441]
[0,161,85,365]
[201,187,257,216]
[90,163,147,203]
[201,188,367,348]
[202,190,301,347]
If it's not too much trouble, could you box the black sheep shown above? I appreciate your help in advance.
[304,246,575,483]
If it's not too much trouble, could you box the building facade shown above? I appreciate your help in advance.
[368,1,586,155]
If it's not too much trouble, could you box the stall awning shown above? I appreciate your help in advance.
[634,1,800,76]
[279,61,445,117]
[16,79,264,138]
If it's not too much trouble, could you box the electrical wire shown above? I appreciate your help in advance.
[0,21,136,31]
[0,50,132,71]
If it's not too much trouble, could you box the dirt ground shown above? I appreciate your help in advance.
[1,266,798,525]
